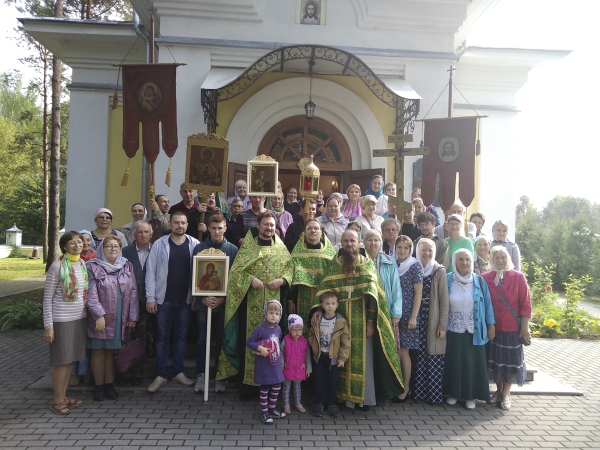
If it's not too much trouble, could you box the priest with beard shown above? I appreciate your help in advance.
[216,212,294,401]
[313,230,404,410]
[288,218,337,326]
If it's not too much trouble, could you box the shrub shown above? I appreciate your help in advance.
[0,300,43,331]
[7,246,26,259]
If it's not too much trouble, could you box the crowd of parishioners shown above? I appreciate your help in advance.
[43,174,530,423]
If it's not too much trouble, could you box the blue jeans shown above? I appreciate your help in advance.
[313,352,340,406]
[195,303,224,375]
[155,298,191,378]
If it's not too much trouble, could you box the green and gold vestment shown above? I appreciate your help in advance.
[216,228,293,385]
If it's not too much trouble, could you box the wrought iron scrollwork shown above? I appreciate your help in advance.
[201,44,420,133]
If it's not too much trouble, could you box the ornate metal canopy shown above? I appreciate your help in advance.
[201,44,420,135]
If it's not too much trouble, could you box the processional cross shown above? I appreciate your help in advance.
[373,129,429,212]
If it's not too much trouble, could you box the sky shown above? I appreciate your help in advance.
[1,0,598,210]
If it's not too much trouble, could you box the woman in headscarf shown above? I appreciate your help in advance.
[481,246,531,410]
[491,220,522,272]
[445,214,474,273]
[356,195,384,235]
[269,190,293,237]
[43,231,88,414]
[363,229,402,323]
[86,235,138,402]
[443,249,495,410]
[392,235,422,402]
[78,230,96,262]
[363,174,388,216]
[342,184,362,222]
[411,238,448,405]
[473,235,491,275]
[91,208,127,251]
[318,196,348,248]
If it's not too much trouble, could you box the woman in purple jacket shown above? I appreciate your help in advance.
[86,234,138,402]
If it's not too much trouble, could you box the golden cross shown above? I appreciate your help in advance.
[306,268,320,281]
[344,285,354,299]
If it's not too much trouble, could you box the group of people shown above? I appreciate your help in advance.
[43,174,531,423]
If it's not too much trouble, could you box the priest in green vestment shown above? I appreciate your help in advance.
[314,229,404,405]
[289,218,337,327]
[217,212,294,390]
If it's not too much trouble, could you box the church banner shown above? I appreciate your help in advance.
[420,116,477,211]
[122,64,179,163]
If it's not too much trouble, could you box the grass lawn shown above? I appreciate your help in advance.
[0,259,46,282]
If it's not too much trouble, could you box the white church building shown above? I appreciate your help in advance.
[21,0,569,237]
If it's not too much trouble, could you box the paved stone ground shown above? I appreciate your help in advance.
[0,331,599,450]
[0,277,45,298]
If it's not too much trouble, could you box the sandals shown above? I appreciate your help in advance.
[50,400,70,415]
[500,396,512,410]
[489,391,501,406]
[65,397,83,408]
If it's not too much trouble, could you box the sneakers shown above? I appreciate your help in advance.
[173,372,194,386]
[104,383,118,400]
[215,380,226,393]
[446,397,458,406]
[328,404,339,418]
[465,400,476,410]
[147,376,167,393]
[283,405,291,414]
[269,410,286,419]
[194,374,205,393]
[295,404,306,413]
[93,385,105,402]
[313,403,323,417]
[260,412,273,424]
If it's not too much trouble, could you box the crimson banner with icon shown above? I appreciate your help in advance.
[420,116,477,211]
[122,64,179,163]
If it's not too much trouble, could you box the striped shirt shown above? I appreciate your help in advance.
[43,259,87,329]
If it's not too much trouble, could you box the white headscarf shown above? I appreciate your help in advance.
[395,236,417,276]
[452,248,474,285]
[447,213,465,238]
[416,238,436,277]
[488,245,514,286]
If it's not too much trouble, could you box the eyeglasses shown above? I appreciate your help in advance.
[104,245,120,250]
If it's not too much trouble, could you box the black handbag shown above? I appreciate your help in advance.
[114,329,147,373]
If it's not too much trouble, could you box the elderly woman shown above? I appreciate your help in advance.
[491,220,522,272]
[410,238,448,405]
[445,214,474,273]
[364,229,402,323]
[356,195,384,234]
[86,235,138,402]
[342,184,362,221]
[392,235,422,402]
[43,231,88,414]
[227,179,250,210]
[79,230,96,262]
[270,190,293,237]
[482,246,531,410]
[91,208,127,251]
[473,235,491,275]
[443,249,495,409]
[318,196,348,247]
[364,174,388,216]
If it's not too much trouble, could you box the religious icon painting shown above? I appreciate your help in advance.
[185,133,229,200]
[296,0,326,25]
[192,249,230,297]
[247,155,279,197]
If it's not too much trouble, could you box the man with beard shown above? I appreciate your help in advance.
[288,218,337,325]
[313,230,403,409]
[216,212,294,400]
[188,192,221,240]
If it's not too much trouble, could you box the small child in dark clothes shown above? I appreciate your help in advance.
[246,299,286,424]
[308,292,351,418]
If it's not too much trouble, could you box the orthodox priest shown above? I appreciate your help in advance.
[288,218,337,326]
[216,212,294,400]
[314,229,403,408]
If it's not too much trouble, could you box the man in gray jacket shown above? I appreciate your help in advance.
[145,211,200,392]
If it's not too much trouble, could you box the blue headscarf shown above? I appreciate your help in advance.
[364,175,384,198]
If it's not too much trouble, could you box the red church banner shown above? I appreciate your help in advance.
[421,116,478,211]
[122,64,179,164]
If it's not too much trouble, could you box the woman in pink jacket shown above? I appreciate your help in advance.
[86,235,138,402]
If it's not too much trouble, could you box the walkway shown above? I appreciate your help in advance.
[0,330,598,449]
[0,275,45,298]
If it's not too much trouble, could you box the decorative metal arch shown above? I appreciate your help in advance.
[201,44,420,135]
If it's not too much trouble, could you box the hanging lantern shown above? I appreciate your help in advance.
[304,99,316,120]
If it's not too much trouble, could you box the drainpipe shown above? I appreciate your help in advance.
[133,10,152,206]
